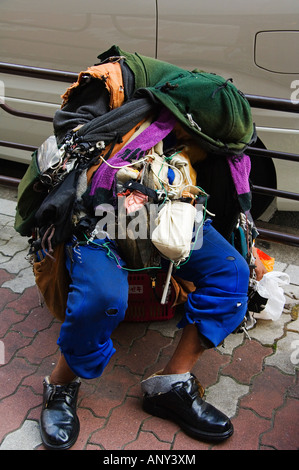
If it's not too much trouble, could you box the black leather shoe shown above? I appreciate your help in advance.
[40,376,81,450]
[142,374,233,442]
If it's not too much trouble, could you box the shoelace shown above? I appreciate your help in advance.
[46,383,77,408]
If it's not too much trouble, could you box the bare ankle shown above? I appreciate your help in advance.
[50,355,77,385]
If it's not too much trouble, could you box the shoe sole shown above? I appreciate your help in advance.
[143,400,234,443]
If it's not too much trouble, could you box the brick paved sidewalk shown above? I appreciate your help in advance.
[0,194,298,451]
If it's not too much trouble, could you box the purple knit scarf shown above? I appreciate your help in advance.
[90,107,176,195]
[227,154,251,196]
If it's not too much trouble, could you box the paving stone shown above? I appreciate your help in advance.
[124,430,171,450]
[12,305,53,338]
[135,354,171,385]
[2,266,35,293]
[0,387,41,442]
[0,238,28,257]
[192,347,231,389]
[102,343,126,376]
[0,198,16,217]
[0,419,41,450]
[116,329,173,375]
[90,396,148,449]
[259,242,299,267]
[0,268,14,284]
[287,315,299,333]
[0,251,31,274]
[249,316,288,345]
[16,322,61,365]
[156,330,181,362]
[0,224,17,242]
[0,214,15,227]
[284,283,299,305]
[86,443,102,450]
[0,307,25,338]
[6,285,41,314]
[285,265,299,285]
[205,376,249,418]
[265,331,299,375]
[261,398,299,450]
[287,370,299,397]
[1,331,32,364]
[27,405,42,424]
[172,431,211,450]
[22,350,61,394]
[239,366,294,418]
[71,408,106,451]
[80,366,140,418]
[0,341,4,366]
[0,287,19,310]
[221,339,272,384]
[141,415,179,443]
[273,261,287,272]
[148,310,182,338]
[0,251,11,262]
[215,408,271,450]
[0,187,18,202]
[0,357,37,399]
[112,321,148,350]
[218,332,244,355]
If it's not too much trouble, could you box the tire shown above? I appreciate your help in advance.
[248,138,277,220]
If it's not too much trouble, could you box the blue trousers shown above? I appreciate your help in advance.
[58,220,249,379]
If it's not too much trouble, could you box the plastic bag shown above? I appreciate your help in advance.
[254,271,290,321]
[36,135,62,173]
[151,200,197,263]
[255,248,275,272]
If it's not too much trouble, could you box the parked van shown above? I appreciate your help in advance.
[1,0,299,215]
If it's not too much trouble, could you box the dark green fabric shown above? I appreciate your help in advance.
[97,45,184,89]
[144,71,255,154]
[98,46,256,155]
[14,151,47,236]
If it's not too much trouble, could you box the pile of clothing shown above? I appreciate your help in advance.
[15,45,257,319]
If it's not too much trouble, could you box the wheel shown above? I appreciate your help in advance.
[248,138,277,220]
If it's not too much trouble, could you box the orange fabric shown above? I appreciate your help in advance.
[179,150,198,186]
[86,118,149,184]
[33,243,70,321]
[171,276,196,307]
[61,62,124,109]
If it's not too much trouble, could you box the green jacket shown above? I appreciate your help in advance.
[98,45,256,154]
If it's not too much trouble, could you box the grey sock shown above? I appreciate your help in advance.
[141,372,192,396]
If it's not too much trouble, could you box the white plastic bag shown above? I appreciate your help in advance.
[151,200,197,263]
[254,271,290,321]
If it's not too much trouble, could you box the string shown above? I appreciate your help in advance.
[82,188,208,272]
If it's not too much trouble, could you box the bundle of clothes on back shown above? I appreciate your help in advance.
[15,45,260,322]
